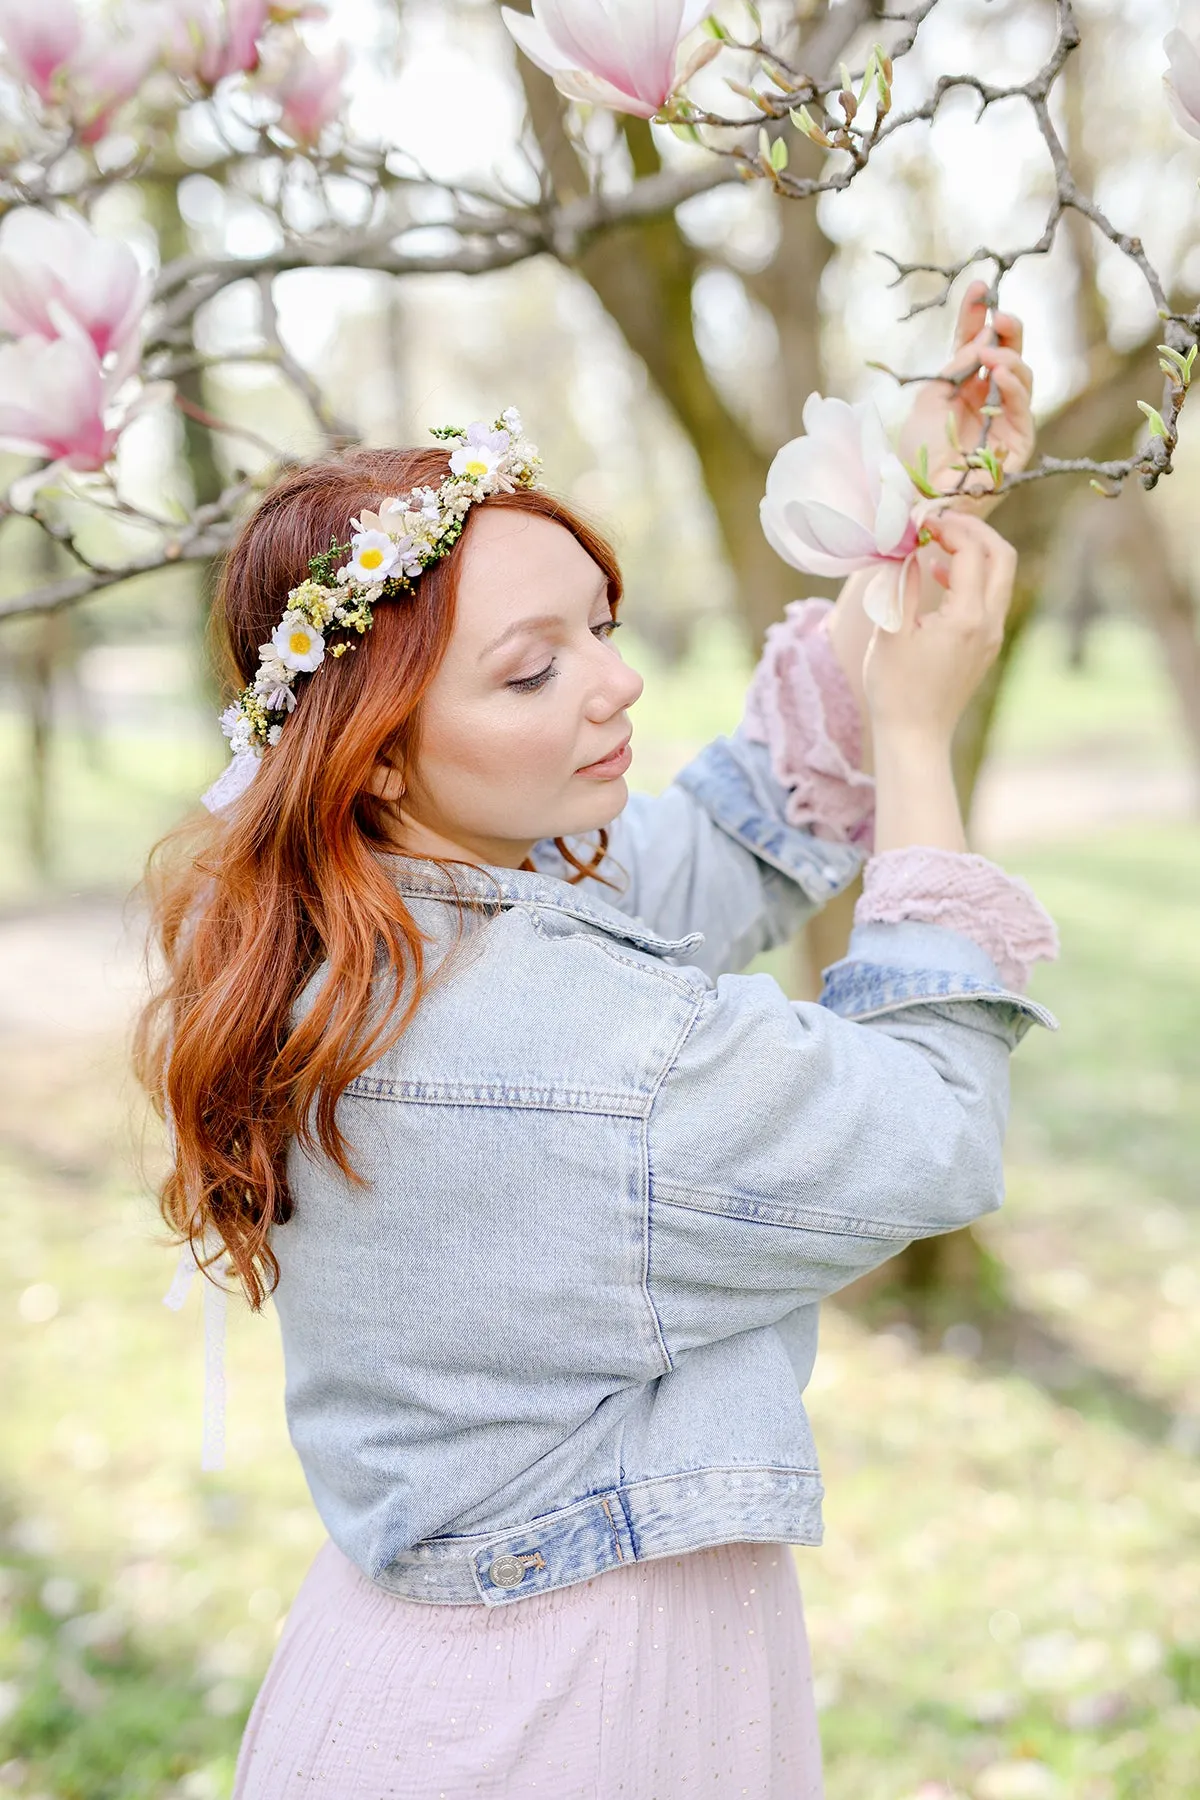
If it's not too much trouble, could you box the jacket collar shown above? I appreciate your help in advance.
[376,852,704,963]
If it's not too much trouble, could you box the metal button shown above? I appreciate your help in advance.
[489,1554,525,1589]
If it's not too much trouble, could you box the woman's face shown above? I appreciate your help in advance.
[376,507,644,869]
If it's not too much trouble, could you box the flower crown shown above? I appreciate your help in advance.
[201,408,542,812]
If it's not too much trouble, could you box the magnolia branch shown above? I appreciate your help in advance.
[0,0,1195,622]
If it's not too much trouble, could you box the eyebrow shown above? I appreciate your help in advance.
[478,579,611,661]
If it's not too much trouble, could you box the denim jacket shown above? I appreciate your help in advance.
[268,728,1057,1606]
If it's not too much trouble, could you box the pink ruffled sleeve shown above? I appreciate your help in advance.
[741,598,876,848]
[854,848,1060,992]
[741,597,1060,993]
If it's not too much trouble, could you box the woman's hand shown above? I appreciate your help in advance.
[862,512,1015,854]
[864,511,1015,746]
[895,282,1036,514]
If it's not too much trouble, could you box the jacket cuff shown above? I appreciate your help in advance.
[819,918,1059,1044]
[673,729,865,906]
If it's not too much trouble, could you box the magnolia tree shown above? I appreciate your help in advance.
[0,0,1197,637]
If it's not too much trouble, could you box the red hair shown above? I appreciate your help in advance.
[133,446,623,1310]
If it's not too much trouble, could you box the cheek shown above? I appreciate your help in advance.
[420,691,576,793]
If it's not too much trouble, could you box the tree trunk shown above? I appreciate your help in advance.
[139,175,226,708]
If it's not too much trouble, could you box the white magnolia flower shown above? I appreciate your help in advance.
[344,528,400,583]
[1164,11,1200,140]
[760,392,924,633]
[448,421,511,482]
[271,611,326,672]
[501,0,716,119]
[262,683,297,712]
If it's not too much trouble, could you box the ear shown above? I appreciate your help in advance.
[366,759,406,803]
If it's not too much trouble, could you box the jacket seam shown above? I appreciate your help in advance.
[822,986,1058,1029]
[641,988,713,1372]
[344,1075,648,1116]
[643,986,709,1372]
[412,1463,826,1550]
[523,911,704,996]
[394,882,700,961]
[652,1178,939,1242]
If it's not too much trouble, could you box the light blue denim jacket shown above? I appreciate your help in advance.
[270,728,1057,1606]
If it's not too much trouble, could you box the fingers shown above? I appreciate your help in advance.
[941,338,1033,402]
[924,512,1015,633]
[950,280,1025,356]
[952,280,990,350]
[978,343,1033,398]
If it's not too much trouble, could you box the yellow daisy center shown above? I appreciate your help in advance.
[463,458,489,478]
[289,628,313,655]
[359,547,385,569]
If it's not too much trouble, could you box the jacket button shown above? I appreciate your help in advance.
[489,1554,525,1588]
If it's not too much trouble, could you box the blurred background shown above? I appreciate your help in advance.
[1,1,1199,1796]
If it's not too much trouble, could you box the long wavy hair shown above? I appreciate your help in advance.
[132,446,623,1310]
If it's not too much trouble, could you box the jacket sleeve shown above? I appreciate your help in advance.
[643,917,1058,1356]
[533,727,866,983]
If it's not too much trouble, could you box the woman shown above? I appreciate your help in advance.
[138,295,1058,1797]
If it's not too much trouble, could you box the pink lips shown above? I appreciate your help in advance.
[576,732,633,779]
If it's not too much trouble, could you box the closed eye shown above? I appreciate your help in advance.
[506,618,622,693]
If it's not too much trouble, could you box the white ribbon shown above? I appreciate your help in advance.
[163,1241,228,1472]
[200,749,261,814]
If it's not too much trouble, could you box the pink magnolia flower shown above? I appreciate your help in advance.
[67,30,158,142]
[1164,14,1200,140]
[0,0,153,140]
[255,34,347,144]
[161,0,270,87]
[0,0,82,103]
[760,392,934,633]
[500,0,717,119]
[0,325,169,484]
[0,209,150,362]
[0,331,128,468]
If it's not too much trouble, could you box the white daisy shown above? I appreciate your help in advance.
[271,612,327,673]
[448,422,511,483]
[344,530,400,584]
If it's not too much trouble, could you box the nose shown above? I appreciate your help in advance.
[587,651,643,722]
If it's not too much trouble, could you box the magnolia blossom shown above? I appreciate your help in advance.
[760,392,930,634]
[0,0,81,101]
[68,32,157,142]
[500,0,717,119]
[271,612,326,672]
[0,209,150,361]
[1164,14,1200,139]
[0,328,164,475]
[0,0,151,138]
[256,34,347,144]
[160,0,269,86]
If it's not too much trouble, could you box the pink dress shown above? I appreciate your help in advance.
[231,600,1058,1799]
[235,1538,821,1798]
